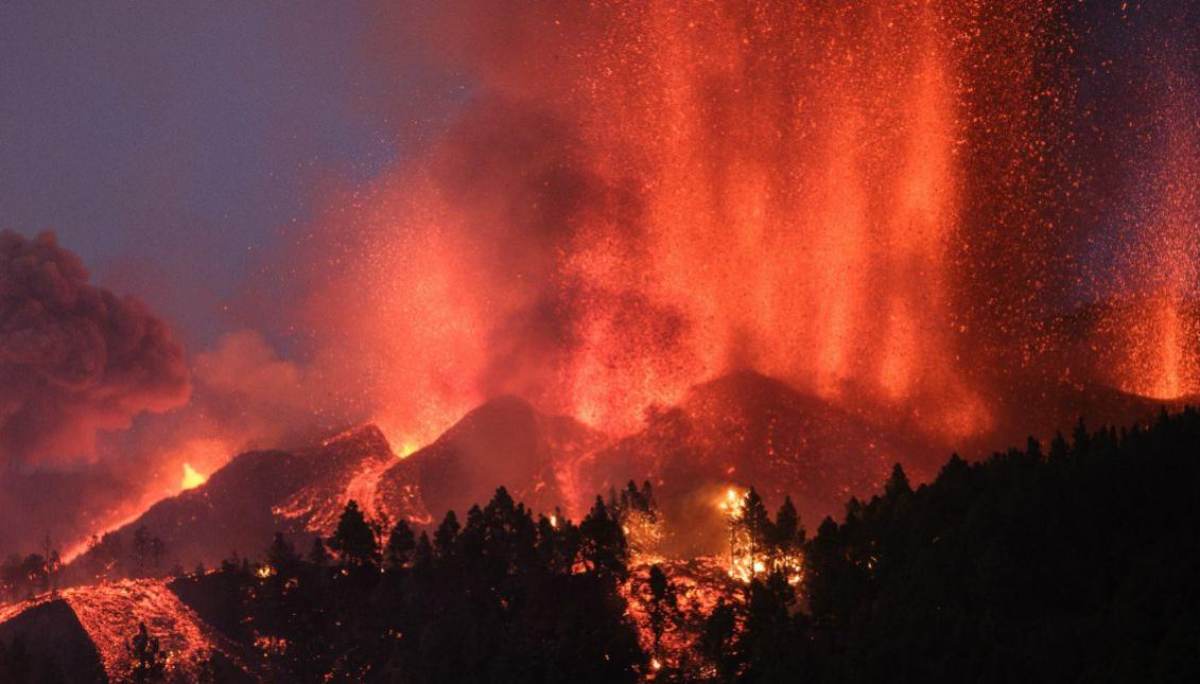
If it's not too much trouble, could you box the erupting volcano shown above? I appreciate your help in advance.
[310,1,996,449]
[4,1,1200,681]
[5,0,1199,588]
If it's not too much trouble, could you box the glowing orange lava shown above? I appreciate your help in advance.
[180,463,207,490]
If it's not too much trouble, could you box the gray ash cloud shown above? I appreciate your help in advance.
[0,230,190,468]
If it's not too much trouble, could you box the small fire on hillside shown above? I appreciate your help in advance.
[180,464,207,491]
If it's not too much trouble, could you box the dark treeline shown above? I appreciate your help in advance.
[171,488,644,683]
[6,409,1200,682]
[718,409,1200,682]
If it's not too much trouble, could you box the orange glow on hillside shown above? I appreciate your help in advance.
[180,463,207,490]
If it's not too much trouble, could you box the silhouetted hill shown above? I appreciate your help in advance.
[0,598,102,682]
[578,370,930,554]
[11,408,1200,682]
[68,425,423,575]
[380,395,607,521]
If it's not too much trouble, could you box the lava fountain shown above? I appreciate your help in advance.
[1112,77,1200,400]
[292,0,1027,447]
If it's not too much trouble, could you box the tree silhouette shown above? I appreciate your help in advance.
[384,519,416,572]
[580,496,628,581]
[307,537,330,566]
[265,532,298,572]
[125,622,167,684]
[731,487,773,579]
[328,501,378,569]
[700,599,738,681]
[433,510,460,558]
[884,462,911,498]
[647,564,677,658]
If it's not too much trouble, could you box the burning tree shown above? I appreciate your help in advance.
[0,547,62,601]
[611,480,664,562]
[645,564,679,677]
[720,487,805,583]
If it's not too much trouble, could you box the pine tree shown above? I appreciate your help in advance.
[885,463,912,499]
[580,496,628,580]
[266,532,299,573]
[328,501,379,568]
[434,511,460,557]
[385,520,416,571]
[741,488,773,575]
[700,599,739,681]
[772,496,804,573]
[413,532,434,575]
[308,537,330,566]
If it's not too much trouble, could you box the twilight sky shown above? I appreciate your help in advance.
[0,2,464,347]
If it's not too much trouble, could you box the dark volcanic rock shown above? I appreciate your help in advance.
[578,370,929,554]
[0,598,104,682]
[69,425,423,574]
[379,396,607,522]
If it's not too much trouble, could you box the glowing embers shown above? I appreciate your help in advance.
[717,487,803,584]
[0,580,245,680]
[1117,293,1200,400]
[1109,87,1200,401]
[621,558,741,680]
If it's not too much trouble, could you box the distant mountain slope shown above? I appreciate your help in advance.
[379,396,608,521]
[578,370,930,554]
[64,375,934,568]
[61,365,1184,577]
[68,425,427,575]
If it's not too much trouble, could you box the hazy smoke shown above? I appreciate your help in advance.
[280,0,1043,445]
[0,231,190,468]
[0,326,342,557]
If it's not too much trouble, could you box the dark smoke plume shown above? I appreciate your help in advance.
[0,230,190,468]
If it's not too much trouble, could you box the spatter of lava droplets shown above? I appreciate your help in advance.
[1112,79,1200,400]
[298,0,1093,447]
